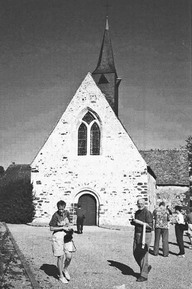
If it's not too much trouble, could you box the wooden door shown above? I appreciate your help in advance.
[78,194,96,225]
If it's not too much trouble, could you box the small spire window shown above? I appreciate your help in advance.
[98,74,109,84]
[78,111,101,156]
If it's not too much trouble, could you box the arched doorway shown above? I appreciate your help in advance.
[78,194,96,225]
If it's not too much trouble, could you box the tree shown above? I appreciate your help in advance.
[186,136,192,207]
[0,166,5,177]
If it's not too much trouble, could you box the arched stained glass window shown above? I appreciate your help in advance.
[90,122,100,155]
[78,123,87,155]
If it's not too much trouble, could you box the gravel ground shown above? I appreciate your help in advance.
[7,224,192,289]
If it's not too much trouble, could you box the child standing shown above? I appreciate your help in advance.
[49,200,75,284]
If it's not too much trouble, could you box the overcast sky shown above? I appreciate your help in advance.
[0,0,191,169]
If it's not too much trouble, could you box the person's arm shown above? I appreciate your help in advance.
[49,213,71,232]
[131,218,152,228]
[50,225,70,232]
[145,210,153,229]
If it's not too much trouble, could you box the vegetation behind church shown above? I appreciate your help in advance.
[0,166,35,223]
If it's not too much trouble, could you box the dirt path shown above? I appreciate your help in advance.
[6,224,192,289]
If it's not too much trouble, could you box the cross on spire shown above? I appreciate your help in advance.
[104,0,111,17]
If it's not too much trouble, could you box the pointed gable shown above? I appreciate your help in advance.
[31,73,145,171]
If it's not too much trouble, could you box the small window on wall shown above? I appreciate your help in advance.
[78,111,101,156]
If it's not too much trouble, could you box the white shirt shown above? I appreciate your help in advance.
[176,212,185,224]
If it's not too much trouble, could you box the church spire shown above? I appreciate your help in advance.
[92,16,121,116]
[93,16,116,74]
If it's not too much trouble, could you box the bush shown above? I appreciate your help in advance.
[0,179,35,223]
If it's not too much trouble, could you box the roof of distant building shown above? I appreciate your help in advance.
[140,149,189,186]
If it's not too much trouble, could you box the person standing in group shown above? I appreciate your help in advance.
[174,205,186,258]
[186,207,192,249]
[76,203,85,234]
[131,198,153,282]
[153,201,170,257]
[49,200,75,284]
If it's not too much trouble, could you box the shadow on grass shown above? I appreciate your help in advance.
[40,264,58,279]
[107,260,139,278]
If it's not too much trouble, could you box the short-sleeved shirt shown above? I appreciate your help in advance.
[134,207,153,233]
[49,210,70,232]
[153,207,170,229]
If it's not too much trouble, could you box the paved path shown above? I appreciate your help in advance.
[7,224,192,289]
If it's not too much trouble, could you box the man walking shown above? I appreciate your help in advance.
[76,204,85,234]
[131,198,153,282]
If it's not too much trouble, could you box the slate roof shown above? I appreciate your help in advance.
[92,17,116,74]
[140,150,189,186]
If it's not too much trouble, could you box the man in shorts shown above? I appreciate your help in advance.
[49,200,75,284]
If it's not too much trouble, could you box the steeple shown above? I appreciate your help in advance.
[92,16,121,116]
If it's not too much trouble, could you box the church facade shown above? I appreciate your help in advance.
[31,18,156,226]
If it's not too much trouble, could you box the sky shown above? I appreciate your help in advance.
[0,0,191,169]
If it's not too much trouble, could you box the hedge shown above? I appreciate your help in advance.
[0,179,35,223]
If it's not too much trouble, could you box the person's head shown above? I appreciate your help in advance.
[137,198,145,210]
[159,201,165,208]
[77,204,81,209]
[57,200,66,215]
[175,205,182,213]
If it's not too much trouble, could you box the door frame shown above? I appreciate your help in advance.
[74,189,100,226]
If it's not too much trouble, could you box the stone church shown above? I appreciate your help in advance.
[31,17,157,226]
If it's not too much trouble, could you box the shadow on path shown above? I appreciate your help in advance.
[40,264,58,279]
[107,260,139,278]
[169,241,189,249]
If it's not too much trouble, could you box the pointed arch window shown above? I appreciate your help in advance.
[78,111,101,156]
[78,123,87,155]
[90,122,100,155]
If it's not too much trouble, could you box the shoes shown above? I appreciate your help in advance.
[63,270,70,281]
[178,254,185,258]
[136,276,148,282]
[148,265,152,273]
[59,276,68,284]
[163,255,169,257]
